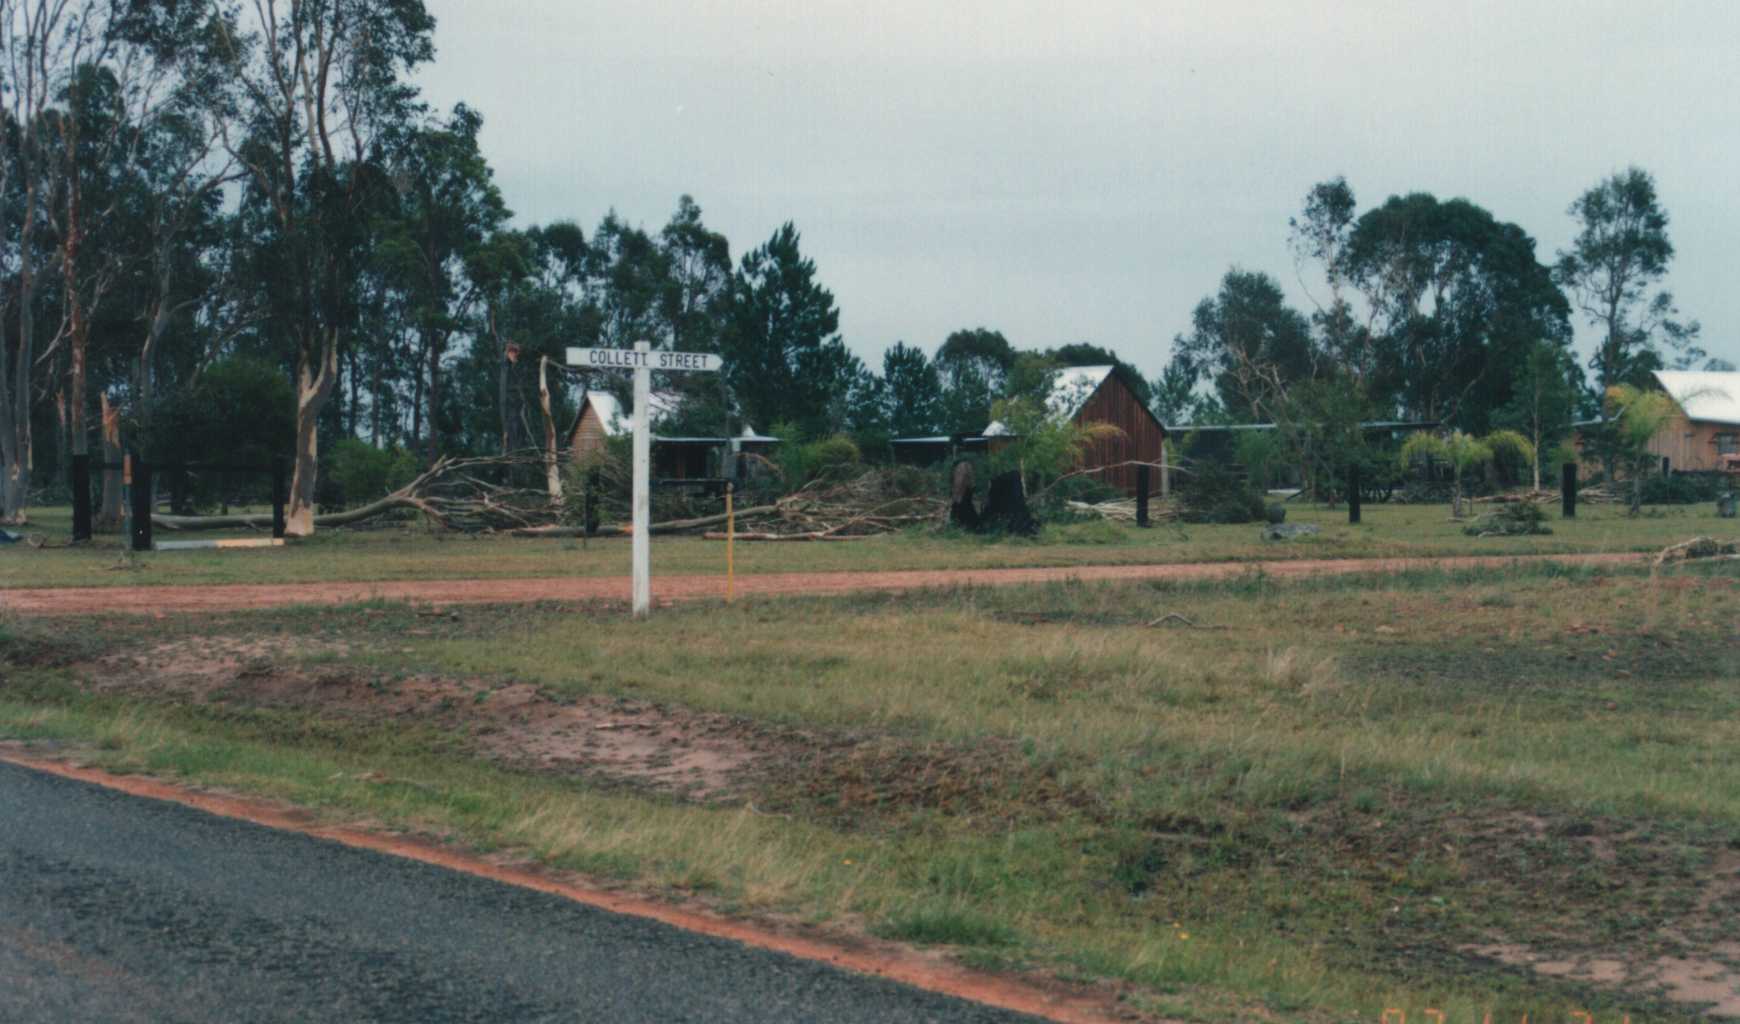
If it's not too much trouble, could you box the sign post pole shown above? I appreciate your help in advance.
[565,343,722,618]
[725,481,735,603]
[630,341,652,617]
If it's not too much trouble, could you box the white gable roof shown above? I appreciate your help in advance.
[983,365,1114,436]
[1654,370,1740,426]
[584,392,629,436]
[583,390,690,437]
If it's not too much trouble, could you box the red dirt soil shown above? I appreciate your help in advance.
[1,552,1650,616]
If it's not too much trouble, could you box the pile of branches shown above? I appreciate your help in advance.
[1064,498,1177,523]
[155,452,566,533]
[700,469,947,541]
[154,456,948,541]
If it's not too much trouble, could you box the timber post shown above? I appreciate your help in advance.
[1136,464,1151,527]
[1562,462,1577,519]
[71,453,92,542]
[1347,463,1362,524]
[271,455,289,539]
[127,454,153,553]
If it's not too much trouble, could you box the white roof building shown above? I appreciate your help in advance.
[1654,370,1740,426]
[982,365,1115,436]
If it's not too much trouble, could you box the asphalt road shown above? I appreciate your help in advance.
[0,761,1042,1023]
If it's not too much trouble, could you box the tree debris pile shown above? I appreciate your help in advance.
[153,453,565,534]
[1654,536,1740,567]
[1064,498,1179,524]
[1461,499,1552,537]
[705,468,948,541]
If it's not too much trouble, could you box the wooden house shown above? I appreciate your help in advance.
[1645,370,1740,473]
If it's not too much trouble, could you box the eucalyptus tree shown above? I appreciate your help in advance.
[1288,177,1368,383]
[657,194,730,354]
[1556,167,1702,389]
[214,0,436,535]
[0,0,91,521]
[1341,192,1571,429]
[376,102,509,460]
[1170,268,1316,422]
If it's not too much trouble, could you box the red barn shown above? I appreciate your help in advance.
[984,366,1169,496]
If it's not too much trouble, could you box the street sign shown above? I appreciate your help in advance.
[565,347,721,373]
[566,342,723,618]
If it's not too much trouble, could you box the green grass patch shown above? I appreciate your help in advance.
[5,559,1738,1021]
[4,501,1736,589]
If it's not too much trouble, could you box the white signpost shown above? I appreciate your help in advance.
[565,341,721,617]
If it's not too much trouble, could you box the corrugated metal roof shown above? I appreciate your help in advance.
[983,365,1114,435]
[1654,370,1740,425]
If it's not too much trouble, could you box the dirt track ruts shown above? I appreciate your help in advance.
[0,552,1652,616]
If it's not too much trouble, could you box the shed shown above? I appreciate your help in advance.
[1645,370,1740,472]
[983,366,1169,496]
[567,391,779,478]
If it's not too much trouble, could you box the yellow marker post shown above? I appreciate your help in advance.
[725,481,735,602]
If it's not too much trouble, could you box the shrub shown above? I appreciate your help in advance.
[325,440,419,508]
[1462,499,1552,536]
[1179,463,1265,524]
[137,358,295,511]
[805,435,862,478]
[1639,472,1728,505]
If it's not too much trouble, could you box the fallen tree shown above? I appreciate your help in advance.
[151,456,948,539]
[153,453,559,532]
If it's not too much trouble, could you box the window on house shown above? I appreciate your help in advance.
[1716,433,1740,455]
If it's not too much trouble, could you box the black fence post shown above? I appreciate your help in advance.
[271,455,288,539]
[584,469,601,537]
[1136,464,1151,528]
[1347,463,1362,524]
[1561,462,1577,519]
[71,453,92,542]
[128,454,153,553]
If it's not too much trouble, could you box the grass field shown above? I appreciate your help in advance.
[3,500,1736,589]
[5,557,1738,1021]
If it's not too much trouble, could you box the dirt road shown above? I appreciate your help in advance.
[0,552,1652,616]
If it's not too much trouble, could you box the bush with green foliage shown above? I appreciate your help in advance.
[1462,499,1552,536]
[805,435,862,478]
[324,440,420,509]
[1178,463,1266,524]
[137,358,296,511]
[1639,472,1729,505]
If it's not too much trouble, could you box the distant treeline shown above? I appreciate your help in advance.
[0,2,1718,531]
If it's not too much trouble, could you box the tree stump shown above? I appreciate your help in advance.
[981,470,1038,536]
[949,460,980,530]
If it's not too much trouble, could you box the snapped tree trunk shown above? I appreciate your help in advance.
[98,393,123,529]
[538,356,562,500]
[287,332,340,537]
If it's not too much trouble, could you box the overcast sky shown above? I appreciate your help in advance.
[414,0,1737,379]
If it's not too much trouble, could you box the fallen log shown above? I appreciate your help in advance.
[1653,535,1740,567]
[509,504,781,538]
[153,491,430,531]
[700,530,873,542]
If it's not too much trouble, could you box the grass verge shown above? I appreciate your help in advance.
[4,558,1738,1021]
